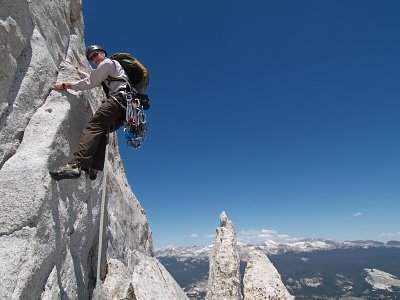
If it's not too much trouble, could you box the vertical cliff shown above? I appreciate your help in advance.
[0,1,188,299]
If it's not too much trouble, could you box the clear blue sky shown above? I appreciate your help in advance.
[82,1,400,249]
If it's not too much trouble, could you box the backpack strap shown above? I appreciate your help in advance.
[105,75,126,83]
[101,81,110,98]
[106,60,129,83]
[101,60,127,98]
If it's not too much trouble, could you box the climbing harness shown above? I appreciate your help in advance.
[123,87,148,149]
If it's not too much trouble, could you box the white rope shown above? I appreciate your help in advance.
[95,126,110,300]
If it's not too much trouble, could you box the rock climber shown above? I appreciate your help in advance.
[49,45,147,181]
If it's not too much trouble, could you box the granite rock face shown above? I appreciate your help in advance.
[0,1,187,299]
[205,211,243,300]
[243,251,294,300]
[101,254,189,300]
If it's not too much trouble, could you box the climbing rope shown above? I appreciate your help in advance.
[95,125,109,300]
[94,93,147,299]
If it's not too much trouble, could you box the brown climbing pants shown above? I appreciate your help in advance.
[69,98,125,171]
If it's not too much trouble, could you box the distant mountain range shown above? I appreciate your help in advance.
[156,239,400,299]
[156,238,400,258]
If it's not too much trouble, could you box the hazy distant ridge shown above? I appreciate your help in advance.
[156,238,400,258]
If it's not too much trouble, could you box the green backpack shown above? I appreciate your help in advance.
[109,53,149,86]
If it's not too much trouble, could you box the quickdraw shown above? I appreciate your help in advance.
[124,88,148,149]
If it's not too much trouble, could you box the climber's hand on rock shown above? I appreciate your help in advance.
[76,68,89,79]
[52,82,67,90]
[76,68,84,76]
[52,82,63,90]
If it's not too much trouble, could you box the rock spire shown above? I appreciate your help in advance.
[206,212,294,300]
[206,211,243,300]
[243,251,294,300]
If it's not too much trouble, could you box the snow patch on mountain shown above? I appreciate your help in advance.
[335,274,353,292]
[261,238,389,254]
[364,268,400,291]
[300,277,324,288]
[157,245,212,261]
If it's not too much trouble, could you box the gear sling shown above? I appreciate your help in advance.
[101,53,150,149]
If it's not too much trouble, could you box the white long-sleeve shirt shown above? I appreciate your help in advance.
[71,58,129,97]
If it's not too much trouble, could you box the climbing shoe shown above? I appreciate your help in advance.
[49,163,81,181]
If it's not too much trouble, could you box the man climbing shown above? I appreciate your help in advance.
[50,45,148,181]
